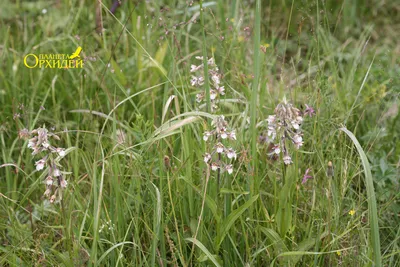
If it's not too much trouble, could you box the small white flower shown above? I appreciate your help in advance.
[226,164,233,174]
[42,142,50,148]
[35,159,46,171]
[57,148,66,157]
[273,145,281,154]
[44,188,51,197]
[220,128,228,139]
[267,126,276,139]
[211,74,220,85]
[215,143,225,153]
[198,77,205,86]
[217,86,225,95]
[53,168,61,177]
[228,130,236,140]
[190,64,201,72]
[283,155,292,165]
[45,176,53,186]
[60,178,68,188]
[204,153,212,163]
[28,137,37,148]
[211,162,219,171]
[190,76,198,86]
[267,128,276,140]
[196,93,204,103]
[293,135,303,149]
[203,131,212,141]
[226,148,236,159]
[267,115,276,124]
[210,90,217,100]
[293,134,302,142]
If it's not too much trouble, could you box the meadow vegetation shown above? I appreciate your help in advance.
[0,0,399,266]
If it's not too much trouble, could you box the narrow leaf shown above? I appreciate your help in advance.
[215,195,259,250]
[340,127,381,266]
[186,238,222,267]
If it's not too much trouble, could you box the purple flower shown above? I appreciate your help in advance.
[304,104,315,117]
[302,168,313,184]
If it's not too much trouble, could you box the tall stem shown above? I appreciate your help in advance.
[200,0,211,113]
[250,0,261,198]
[61,196,73,259]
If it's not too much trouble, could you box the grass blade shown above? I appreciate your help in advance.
[270,248,354,267]
[200,0,211,113]
[215,195,259,250]
[186,238,222,267]
[340,127,382,266]
[249,0,262,197]
[98,242,137,265]
[150,182,162,267]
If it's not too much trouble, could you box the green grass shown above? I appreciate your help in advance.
[1,0,399,266]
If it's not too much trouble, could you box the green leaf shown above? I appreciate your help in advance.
[180,177,221,223]
[340,127,382,267]
[98,242,137,264]
[219,188,250,195]
[270,247,353,267]
[150,182,162,267]
[110,59,127,86]
[276,180,293,236]
[259,227,289,253]
[291,239,316,265]
[215,195,259,250]
[186,238,222,267]
[155,41,168,65]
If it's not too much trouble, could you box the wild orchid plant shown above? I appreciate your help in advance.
[203,115,236,175]
[19,126,69,203]
[190,56,236,176]
[190,56,225,112]
[260,97,314,165]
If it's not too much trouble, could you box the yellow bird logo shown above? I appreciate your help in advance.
[70,46,82,59]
